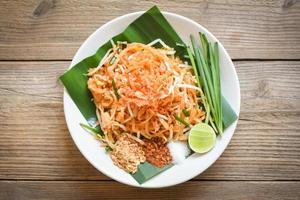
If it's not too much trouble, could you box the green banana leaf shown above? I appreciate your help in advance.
[132,162,173,184]
[60,6,237,184]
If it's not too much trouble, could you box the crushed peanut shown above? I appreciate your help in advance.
[110,135,145,173]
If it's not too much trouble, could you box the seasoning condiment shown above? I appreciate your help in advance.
[110,135,145,173]
[143,138,173,168]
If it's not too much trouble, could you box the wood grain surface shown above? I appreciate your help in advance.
[0,61,299,181]
[0,0,299,199]
[0,0,299,60]
[1,181,300,200]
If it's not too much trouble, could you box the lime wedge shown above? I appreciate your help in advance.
[188,123,216,153]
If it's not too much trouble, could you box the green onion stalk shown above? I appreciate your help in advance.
[188,33,223,134]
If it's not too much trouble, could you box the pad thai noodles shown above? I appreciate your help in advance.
[87,40,206,173]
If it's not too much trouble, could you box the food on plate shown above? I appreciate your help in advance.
[167,141,191,164]
[86,39,207,172]
[110,134,145,173]
[143,138,173,168]
[60,6,238,184]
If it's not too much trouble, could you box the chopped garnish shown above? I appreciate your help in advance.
[182,109,190,117]
[110,135,145,173]
[112,79,120,99]
[80,123,102,136]
[105,146,113,152]
[174,114,190,127]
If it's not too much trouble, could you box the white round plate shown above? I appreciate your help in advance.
[63,11,240,188]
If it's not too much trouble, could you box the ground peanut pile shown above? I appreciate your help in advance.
[143,138,173,168]
[110,135,146,173]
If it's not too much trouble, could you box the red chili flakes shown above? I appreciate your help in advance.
[143,138,173,168]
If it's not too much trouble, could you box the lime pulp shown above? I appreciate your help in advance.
[188,123,216,153]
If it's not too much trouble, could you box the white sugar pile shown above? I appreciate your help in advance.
[167,141,191,164]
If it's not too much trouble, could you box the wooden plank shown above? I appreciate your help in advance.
[0,0,299,60]
[0,61,299,181]
[0,181,299,200]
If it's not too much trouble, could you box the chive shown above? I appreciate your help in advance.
[105,146,113,153]
[199,32,209,65]
[205,104,210,124]
[95,133,102,139]
[109,56,117,65]
[174,114,190,126]
[187,46,201,87]
[208,43,219,123]
[209,116,218,133]
[112,79,120,99]
[186,46,205,100]
[209,43,222,133]
[190,35,219,132]
[198,47,217,116]
[186,46,210,124]
[80,123,100,135]
[198,47,219,133]
[95,125,104,136]
[214,42,223,133]
[189,33,223,134]
[182,109,190,117]
[191,35,215,115]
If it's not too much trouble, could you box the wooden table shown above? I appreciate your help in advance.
[0,0,299,199]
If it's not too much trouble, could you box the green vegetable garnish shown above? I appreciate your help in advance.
[189,34,223,134]
[186,46,211,124]
[182,109,190,117]
[112,79,120,99]
[174,114,190,126]
[105,146,113,153]
[80,123,102,135]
